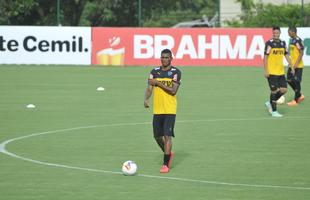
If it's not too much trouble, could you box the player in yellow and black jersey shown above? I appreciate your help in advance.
[264,26,292,117]
[144,49,181,173]
[286,27,305,106]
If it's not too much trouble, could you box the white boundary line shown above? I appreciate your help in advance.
[1,117,310,191]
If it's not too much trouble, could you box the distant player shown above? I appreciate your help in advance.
[286,27,305,106]
[264,26,292,117]
[144,49,181,173]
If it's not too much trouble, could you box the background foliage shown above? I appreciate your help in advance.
[0,0,309,27]
[226,1,310,27]
[0,0,217,27]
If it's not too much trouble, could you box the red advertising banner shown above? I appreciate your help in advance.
[92,28,272,66]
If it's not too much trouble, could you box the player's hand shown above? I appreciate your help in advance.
[264,72,269,78]
[144,100,150,108]
[290,67,295,75]
[291,69,295,75]
[148,79,158,86]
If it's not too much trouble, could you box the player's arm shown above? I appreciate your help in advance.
[148,79,180,96]
[284,41,293,71]
[263,43,270,78]
[293,44,304,68]
[263,54,269,78]
[285,54,293,69]
[286,52,295,75]
[144,84,153,108]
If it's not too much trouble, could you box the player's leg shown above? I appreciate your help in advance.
[287,68,304,105]
[155,137,165,152]
[270,89,280,111]
[267,76,283,117]
[163,135,172,164]
[294,68,304,103]
[153,115,165,152]
[265,76,274,114]
[272,75,287,114]
[275,76,287,114]
[278,75,288,97]
[160,114,176,173]
[287,67,296,91]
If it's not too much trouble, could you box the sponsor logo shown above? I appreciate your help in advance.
[92,28,273,66]
[0,36,88,53]
[272,49,284,55]
[159,79,173,87]
[96,36,125,65]
[134,34,265,60]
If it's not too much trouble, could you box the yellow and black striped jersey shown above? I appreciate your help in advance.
[149,66,181,114]
[264,39,288,75]
[289,36,304,68]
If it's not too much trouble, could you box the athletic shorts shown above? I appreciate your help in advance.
[153,114,176,137]
[287,68,303,82]
[267,75,287,91]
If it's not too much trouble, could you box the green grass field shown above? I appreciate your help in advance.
[0,65,310,200]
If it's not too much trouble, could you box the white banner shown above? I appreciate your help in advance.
[0,26,91,65]
[281,27,310,66]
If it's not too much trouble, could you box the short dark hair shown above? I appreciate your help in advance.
[272,26,281,31]
[288,26,297,33]
[161,49,172,56]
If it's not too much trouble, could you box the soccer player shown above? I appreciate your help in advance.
[264,26,292,117]
[286,27,305,106]
[144,49,181,173]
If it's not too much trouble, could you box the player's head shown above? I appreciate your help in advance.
[161,49,173,67]
[272,26,281,40]
[288,26,297,38]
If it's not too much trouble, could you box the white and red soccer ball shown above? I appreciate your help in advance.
[122,160,137,176]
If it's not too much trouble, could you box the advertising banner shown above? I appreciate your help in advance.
[0,26,91,65]
[1,27,308,66]
[92,28,272,66]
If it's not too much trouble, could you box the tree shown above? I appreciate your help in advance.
[0,0,39,25]
[0,0,218,27]
[226,2,310,27]
[80,0,140,26]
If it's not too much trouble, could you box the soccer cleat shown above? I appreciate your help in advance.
[271,111,283,118]
[287,100,298,106]
[297,94,305,103]
[168,152,174,168]
[160,165,169,173]
[265,101,272,114]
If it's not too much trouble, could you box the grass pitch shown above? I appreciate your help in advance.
[0,65,310,200]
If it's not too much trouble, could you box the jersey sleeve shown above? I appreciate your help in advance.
[283,41,288,55]
[149,69,156,79]
[264,41,271,55]
[173,69,181,85]
[296,38,304,50]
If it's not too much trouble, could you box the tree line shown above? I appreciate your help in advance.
[228,0,310,27]
[0,0,309,27]
[0,0,216,27]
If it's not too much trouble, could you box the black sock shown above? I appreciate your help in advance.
[163,154,171,166]
[270,93,278,112]
[294,82,301,101]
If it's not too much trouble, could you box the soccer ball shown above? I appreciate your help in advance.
[122,160,137,176]
[277,95,285,104]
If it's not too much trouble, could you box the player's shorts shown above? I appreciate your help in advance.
[287,68,303,82]
[153,114,176,137]
[267,75,287,91]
